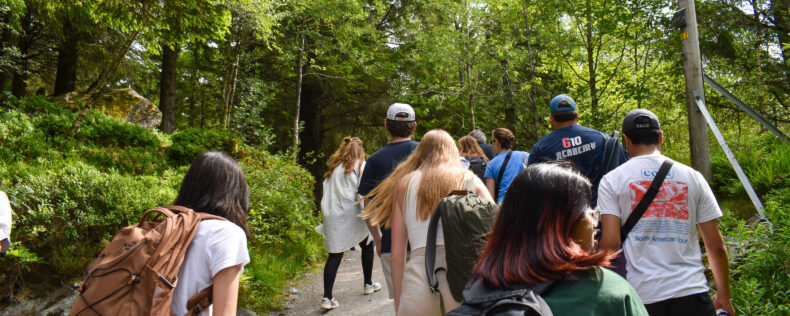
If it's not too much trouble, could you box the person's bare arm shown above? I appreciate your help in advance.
[600,214,622,250]
[485,178,496,200]
[211,264,243,316]
[363,197,383,256]
[390,176,410,312]
[474,177,495,202]
[699,219,735,315]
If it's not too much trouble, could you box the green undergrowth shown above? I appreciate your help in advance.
[0,96,322,313]
[711,135,790,314]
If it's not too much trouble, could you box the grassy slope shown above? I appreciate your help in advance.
[0,96,323,313]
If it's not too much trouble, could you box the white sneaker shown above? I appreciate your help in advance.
[320,297,339,310]
[363,281,382,295]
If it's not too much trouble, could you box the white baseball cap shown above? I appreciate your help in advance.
[386,103,416,121]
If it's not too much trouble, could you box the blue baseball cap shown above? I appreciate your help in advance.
[549,94,577,113]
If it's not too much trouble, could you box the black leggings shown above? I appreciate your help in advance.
[323,237,374,299]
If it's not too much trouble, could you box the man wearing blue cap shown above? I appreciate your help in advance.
[527,94,628,205]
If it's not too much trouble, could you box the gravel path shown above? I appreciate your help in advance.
[272,247,396,316]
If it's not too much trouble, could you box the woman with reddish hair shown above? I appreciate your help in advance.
[452,162,648,315]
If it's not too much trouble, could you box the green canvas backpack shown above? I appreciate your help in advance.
[425,174,499,303]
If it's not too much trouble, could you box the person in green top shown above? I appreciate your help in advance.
[452,162,648,315]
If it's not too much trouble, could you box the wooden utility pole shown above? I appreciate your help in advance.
[677,0,712,181]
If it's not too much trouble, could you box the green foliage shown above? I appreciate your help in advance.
[0,99,319,312]
[77,111,161,149]
[715,135,790,314]
[720,201,790,314]
[711,135,790,218]
[169,128,245,165]
[0,160,180,277]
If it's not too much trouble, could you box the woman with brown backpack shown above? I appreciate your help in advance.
[170,151,252,315]
[362,130,495,315]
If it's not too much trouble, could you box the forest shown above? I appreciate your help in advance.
[1,0,789,314]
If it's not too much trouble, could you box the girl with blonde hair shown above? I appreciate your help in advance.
[362,130,494,315]
[319,137,381,310]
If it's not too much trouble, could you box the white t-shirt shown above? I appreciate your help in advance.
[0,191,11,252]
[320,161,371,253]
[172,219,250,316]
[598,153,722,304]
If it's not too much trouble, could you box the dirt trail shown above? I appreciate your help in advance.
[273,247,396,316]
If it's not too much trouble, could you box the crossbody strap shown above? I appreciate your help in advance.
[494,151,514,200]
[620,159,674,242]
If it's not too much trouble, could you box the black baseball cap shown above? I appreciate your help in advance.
[622,109,661,135]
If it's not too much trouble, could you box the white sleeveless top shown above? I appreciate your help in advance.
[404,171,444,249]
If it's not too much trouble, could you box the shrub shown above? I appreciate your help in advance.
[169,128,246,165]
[77,111,161,149]
[711,135,790,218]
[0,160,182,278]
[239,150,323,311]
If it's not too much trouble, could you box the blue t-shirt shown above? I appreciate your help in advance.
[484,150,529,203]
[357,140,419,254]
[527,124,628,205]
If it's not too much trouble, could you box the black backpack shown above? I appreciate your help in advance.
[465,156,487,180]
[448,279,554,316]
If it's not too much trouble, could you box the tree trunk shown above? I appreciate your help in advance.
[293,35,305,163]
[223,46,240,129]
[771,0,790,91]
[522,1,542,141]
[159,44,179,134]
[0,14,13,94]
[585,0,598,111]
[54,20,79,96]
[85,30,139,97]
[70,30,140,137]
[11,13,33,98]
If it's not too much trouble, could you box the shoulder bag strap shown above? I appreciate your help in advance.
[620,159,674,242]
[184,285,213,316]
[425,209,442,295]
[603,131,620,173]
[494,151,514,200]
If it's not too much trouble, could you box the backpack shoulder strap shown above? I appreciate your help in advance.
[495,151,514,200]
[602,131,619,172]
[620,159,674,242]
[425,208,442,294]
[184,285,213,316]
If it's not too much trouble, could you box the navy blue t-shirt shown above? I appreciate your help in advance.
[358,140,419,254]
[527,124,628,205]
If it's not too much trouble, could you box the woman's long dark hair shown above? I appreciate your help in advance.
[474,162,615,287]
[175,151,250,238]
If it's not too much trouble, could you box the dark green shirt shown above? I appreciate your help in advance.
[543,267,648,316]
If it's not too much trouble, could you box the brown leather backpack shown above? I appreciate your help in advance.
[70,206,225,316]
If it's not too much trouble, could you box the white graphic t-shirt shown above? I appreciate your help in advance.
[598,153,722,304]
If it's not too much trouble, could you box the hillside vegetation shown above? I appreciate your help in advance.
[0,96,322,312]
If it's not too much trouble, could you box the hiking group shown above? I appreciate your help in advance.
[317,97,735,316]
[57,94,735,316]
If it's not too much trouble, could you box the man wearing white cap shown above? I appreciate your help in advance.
[358,103,418,302]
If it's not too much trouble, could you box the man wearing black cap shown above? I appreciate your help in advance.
[598,109,734,316]
[358,103,418,303]
[527,94,628,205]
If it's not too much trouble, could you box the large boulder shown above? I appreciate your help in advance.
[51,88,162,129]
[93,88,162,129]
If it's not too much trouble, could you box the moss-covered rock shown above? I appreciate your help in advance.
[51,89,162,129]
